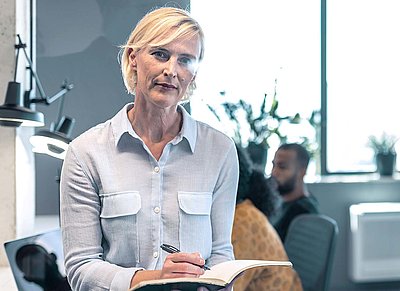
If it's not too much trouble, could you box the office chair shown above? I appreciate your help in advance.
[284,214,339,291]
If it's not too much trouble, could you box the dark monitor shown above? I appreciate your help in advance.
[3,229,70,291]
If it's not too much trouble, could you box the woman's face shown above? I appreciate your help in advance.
[129,34,201,109]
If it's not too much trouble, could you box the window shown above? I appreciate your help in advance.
[192,0,400,175]
[325,0,400,173]
[190,0,321,175]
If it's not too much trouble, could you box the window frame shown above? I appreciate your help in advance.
[320,0,398,175]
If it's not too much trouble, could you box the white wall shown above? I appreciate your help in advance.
[0,0,35,266]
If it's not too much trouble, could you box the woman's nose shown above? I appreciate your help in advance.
[163,59,177,78]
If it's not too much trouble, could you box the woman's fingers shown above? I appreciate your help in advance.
[170,252,205,267]
[161,252,206,278]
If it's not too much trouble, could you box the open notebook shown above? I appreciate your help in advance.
[3,228,70,291]
[130,260,293,291]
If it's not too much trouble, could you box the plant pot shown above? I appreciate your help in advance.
[376,153,396,176]
[246,142,268,170]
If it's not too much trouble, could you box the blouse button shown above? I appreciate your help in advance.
[153,251,159,258]
[154,166,160,173]
[154,206,160,214]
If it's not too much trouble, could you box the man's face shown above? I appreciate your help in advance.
[271,149,300,195]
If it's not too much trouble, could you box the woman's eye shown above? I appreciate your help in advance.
[179,57,192,66]
[152,51,169,60]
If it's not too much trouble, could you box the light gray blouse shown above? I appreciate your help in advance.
[60,103,239,291]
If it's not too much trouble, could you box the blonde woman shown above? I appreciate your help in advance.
[60,7,238,291]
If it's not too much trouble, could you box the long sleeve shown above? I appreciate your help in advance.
[61,147,141,291]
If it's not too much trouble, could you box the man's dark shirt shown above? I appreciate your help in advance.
[273,194,319,242]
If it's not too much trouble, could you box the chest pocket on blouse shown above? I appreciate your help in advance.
[178,191,212,258]
[99,191,141,265]
[100,191,141,218]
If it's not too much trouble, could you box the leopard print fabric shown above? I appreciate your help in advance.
[232,199,303,291]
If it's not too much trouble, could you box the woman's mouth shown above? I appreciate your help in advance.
[156,82,177,89]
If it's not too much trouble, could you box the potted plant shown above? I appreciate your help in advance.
[207,79,303,168]
[368,132,398,176]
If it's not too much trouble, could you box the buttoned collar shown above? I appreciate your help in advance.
[111,103,197,153]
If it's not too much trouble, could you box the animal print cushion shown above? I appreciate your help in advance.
[232,199,303,291]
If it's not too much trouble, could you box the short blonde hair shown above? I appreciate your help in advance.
[120,7,205,102]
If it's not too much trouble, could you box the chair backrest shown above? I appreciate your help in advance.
[284,214,339,291]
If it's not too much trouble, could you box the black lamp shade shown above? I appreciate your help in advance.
[55,116,75,137]
[0,82,44,127]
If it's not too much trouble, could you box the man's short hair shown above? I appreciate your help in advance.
[278,143,310,169]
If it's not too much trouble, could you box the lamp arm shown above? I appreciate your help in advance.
[14,43,21,81]
[30,83,74,105]
[17,34,47,100]
[16,34,74,106]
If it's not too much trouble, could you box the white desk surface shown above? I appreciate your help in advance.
[0,266,17,291]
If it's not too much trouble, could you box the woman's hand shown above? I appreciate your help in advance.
[130,252,207,288]
[160,252,206,278]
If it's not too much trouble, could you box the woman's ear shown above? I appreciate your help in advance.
[128,48,137,69]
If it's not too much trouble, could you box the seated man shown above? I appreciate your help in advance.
[232,145,302,291]
[270,143,319,242]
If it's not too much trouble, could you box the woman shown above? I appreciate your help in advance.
[232,146,302,291]
[60,7,238,291]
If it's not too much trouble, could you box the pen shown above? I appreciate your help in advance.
[160,243,211,270]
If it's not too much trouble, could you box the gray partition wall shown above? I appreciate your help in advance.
[310,180,400,291]
[35,0,190,214]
